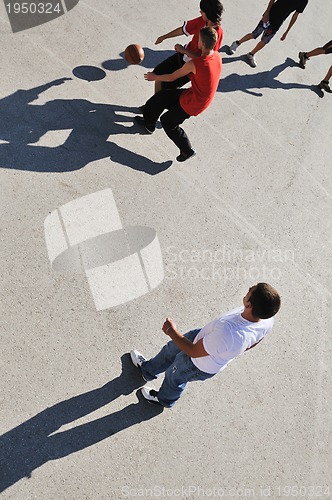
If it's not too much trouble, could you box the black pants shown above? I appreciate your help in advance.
[154,53,190,90]
[144,89,192,154]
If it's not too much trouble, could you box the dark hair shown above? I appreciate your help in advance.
[200,0,224,24]
[249,283,281,319]
[200,26,218,50]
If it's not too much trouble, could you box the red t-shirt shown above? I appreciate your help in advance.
[180,52,222,116]
[182,16,223,56]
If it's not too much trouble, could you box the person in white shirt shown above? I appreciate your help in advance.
[131,283,281,408]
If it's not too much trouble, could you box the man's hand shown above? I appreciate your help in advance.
[262,12,270,24]
[174,43,185,54]
[162,318,177,336]
[155,35,165,45]
[53,77,72,86]
[144,72,157,81]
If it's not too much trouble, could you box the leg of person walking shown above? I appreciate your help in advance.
[140,329,201,381]
[157,350,214,407]
[160,103,195,161]
[135,88,183,133]
[319,65,332,93]
[228,19,266,57]
[245,28,276,67]
[299,40,332,69]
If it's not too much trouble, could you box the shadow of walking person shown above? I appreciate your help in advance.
[0,78,172,174]
[0,354,163,493]
[218,57,323,97]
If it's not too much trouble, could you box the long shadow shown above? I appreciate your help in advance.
[102,47,174,71]
[218,57,324,97]
[0,354,163,493]
[0,78,172,174]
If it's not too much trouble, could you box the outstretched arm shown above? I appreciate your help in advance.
[26,78,71,103]
[155,26,184,45]
[280,11,299,40]
[144,60,195,82]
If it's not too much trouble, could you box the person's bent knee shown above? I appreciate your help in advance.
[160,113,176,130]
[261,30,276,45]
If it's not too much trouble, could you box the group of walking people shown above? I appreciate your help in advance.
[135,0,330,163]
[129,0,328,408]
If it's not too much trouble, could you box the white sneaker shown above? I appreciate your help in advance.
[228,41,239,55]
[141,387,162,406]
[130,350,147,367]
[246,52,257,68]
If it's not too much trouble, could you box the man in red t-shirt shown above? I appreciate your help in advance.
[151,0,223,94]
[135,27,222,162]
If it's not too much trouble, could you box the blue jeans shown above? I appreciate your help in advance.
[141,329,215,408]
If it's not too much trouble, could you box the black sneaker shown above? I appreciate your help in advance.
[319,80,332,93]
[176,149,196,162]
[141,387,163,406]
[134,115,155,134]
[298,52,308,69]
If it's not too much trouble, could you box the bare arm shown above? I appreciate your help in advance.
[162,318,209,358]
[262,0,276,23]
[174,43,201,59]
[155,26,184,45]
[144,60,195,82]
[280,11,299,40]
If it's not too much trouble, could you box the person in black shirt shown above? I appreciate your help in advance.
[227,0,308,68]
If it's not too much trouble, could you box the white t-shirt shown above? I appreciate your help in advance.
[191,307,274,374]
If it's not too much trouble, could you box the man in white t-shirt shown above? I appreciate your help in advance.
[130,283,281,408]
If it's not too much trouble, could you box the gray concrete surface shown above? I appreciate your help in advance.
[0,0,331,498]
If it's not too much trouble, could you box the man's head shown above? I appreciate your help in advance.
[200,0,224,24]
[199,27,218,51]
[243,283,281,319]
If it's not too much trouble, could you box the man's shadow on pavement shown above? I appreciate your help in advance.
[102,47,173,71]
[0,78,172,175]
[0,354,162,494]
[218,57,324,97]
